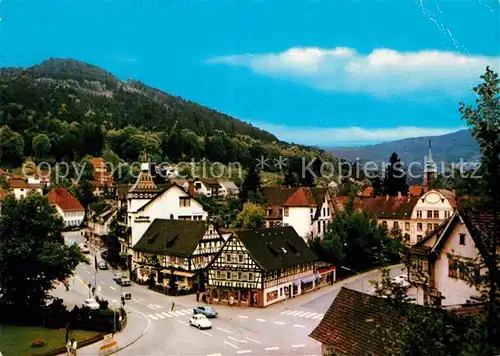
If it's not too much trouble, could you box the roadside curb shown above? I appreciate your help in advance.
[105,307,151,355]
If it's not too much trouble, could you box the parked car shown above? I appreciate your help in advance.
[80,244,90,254]
[117,277,131,286]
[112,273,123,282]
[98,261,108,270]
[83,298,100,310]
[193,306,217,318]
[392,274,410,288]
[189,314,212,329]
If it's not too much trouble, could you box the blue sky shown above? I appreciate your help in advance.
[1,0,499,146]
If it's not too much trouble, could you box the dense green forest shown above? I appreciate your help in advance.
[0,58,332,170]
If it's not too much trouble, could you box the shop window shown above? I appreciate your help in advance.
[266,290,278,302]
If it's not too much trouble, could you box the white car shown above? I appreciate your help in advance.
[189,314,212,329]
[392,274,410,288]
[83,298,100,310]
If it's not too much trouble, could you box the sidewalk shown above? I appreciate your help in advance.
[57,309,150,356]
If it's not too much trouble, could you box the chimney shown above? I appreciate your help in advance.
[386,194,389,201]
[397,191,401,199]
[188,180,195,196]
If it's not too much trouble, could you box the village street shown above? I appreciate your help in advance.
[54,231,406,356]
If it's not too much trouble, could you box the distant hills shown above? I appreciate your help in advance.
[326,129,480,164]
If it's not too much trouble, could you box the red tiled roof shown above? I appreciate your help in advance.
[408,185,425,196]
[8,178,44,189]
[345,196,418,219]
[200,177,221,188]
[282,187,318,207]
[309,288,405,355]
[47,187,84,212]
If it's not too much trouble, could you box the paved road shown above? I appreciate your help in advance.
[57,231,405,356]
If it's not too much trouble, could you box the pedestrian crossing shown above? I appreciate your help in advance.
[147,309,194,321]
[280,309,324,320]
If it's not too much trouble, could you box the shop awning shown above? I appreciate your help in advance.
[292,279,302,286]
[301,275,317,284]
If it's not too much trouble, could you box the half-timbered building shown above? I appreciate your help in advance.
[206,226,318,307]
[132,219,225,292]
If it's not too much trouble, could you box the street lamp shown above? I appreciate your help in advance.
[340,266,364,293]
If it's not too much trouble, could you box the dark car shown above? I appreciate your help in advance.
[117,277,131,286]
[193,306,217,318]
[98,261,108,270]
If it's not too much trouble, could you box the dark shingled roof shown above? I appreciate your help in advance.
[133,219,210,257]
[235,226,317,271]
[309,288,406,355]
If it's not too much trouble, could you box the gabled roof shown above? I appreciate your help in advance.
[282,187,317,207]
[200,177,221,188]
[408,185,426,197]
[234,226,317,271]
[133,219,214,256]
[261,187,297,207]
[135,182,207,213]
[129,163,160,194]
[218,179,238,190]
[412,213,456,253]
[309,288,406,355]
[354,196,419,219]
[47,188,85,212]
[8,178,44,189]
[460,206,498,260]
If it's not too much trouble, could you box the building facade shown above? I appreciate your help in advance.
[409,209,489,307]
[262,187,334,241]
[47,187,85,227]
[132,219,225,292]
[206,226,318,307]
[8,178,44,200]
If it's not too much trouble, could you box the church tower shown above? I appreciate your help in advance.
[423,140,437,188]
[127,150,161,214]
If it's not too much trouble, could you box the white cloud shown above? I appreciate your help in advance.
[251,122,465,146]
[207,47,499,96]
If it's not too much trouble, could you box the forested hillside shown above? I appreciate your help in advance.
[0,58,330,170]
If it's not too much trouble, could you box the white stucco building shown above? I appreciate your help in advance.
[409,209,489,307]
[7,178,44,200]
[47,187,85,227]
[127,153,208,248]
[262,187,334,242]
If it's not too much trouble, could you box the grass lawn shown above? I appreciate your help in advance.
[0,325,100,356]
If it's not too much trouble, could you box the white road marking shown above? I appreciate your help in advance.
[294,324,306,328]
[265,347,279,351]
[206,354,221,356]
[154,304,163,309]
[168,311,177,317]
[246,337,261,344]
[236,351,251,354]
[295,311,308,317]
[178,320,188,325]
[137,297,146,302]
[238,315,248,319]
[292,344,305,348]
[256,318,266,322]
[156,313,165,319]
[175,311,186,316]
[313,314,324,319]
[182,309,193,314]
[304,354,319,356]
[228,336,247,343]
[217,327,231,333]
[274,321,285,325]
[289,311,301,316]
[303,312,316,318]
[281,310,293,315]
[161,312,172,318]
[147,305,156,310]
[109,286,116,290]
[133,298,141,303]
[99,281,105,285]
[224,341,240,349]
[148,314,158,320]
[201,330,213,337]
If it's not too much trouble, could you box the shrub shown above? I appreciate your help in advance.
[31,340,45,348]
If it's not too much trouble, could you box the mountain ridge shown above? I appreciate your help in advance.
[326,129,480,164]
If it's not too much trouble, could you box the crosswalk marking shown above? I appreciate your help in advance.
[281,310,293,315]
[175,310,187,316]
[313,314,324,319]
[162,312,172,317]
[168,311,177,317]
[137,297,146,302]
[295,311,308,317]
[148,314,158,320]
[289,311,301,316]
[182,309,193,314]
[154,304,163,309]
[302,312,316,318]
[156,313,165,319]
